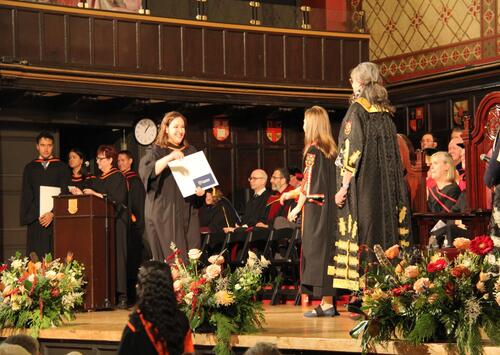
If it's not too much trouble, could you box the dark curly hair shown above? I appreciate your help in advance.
[136,260,187,355]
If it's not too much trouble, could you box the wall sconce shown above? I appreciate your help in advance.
[300,6,311,29]
[196,0,208,21]
[249,1,261,25]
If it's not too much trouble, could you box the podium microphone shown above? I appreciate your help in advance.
[480,154,490,163]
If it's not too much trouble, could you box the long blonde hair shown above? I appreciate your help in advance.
[303,106,337,159]
[431,151,456,183]
[350,62,395,114]
[155,111,189,148]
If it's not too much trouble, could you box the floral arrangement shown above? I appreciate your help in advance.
[0,252,85,336]
[349,236,500,355]
[169,243,270,355]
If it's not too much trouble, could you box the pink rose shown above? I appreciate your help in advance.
[205,264,221,279]
[413,277,431,293]
[404,265,419,278]
[208,255,225,265]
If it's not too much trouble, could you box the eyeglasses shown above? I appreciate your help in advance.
[248,176,264,181]
[271,175,284,180]
[96,156,109,161]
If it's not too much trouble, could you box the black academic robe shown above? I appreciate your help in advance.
[20,158,70,258]
[71,173,95,190]
[240,190,272,226]
[485,131,500,237]
[334,98,413,291]
[199,198,239,234]
[123,169,147,300]
[300,145,336,297]
[427,183,461,213]
[139,144,201,261]
[92,167,128,295]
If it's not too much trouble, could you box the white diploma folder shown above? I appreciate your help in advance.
[40,185,61,217]
[168,151,219,198]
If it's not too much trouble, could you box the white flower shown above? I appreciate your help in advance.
[173,280,183,292]
[11,302,20,311]
[188,249,202,260]
[46,270,57,280]
[34,262,42,270]
[260,255,271,268]
[248,250,258,261]
[27,274,35,283]
[492,236,500,248]
[11,259,23,269]
[205,264,221,279]
[208,255,225,265]
[234,283,242,291]
[184,292,194,305]
[487,254,497,266]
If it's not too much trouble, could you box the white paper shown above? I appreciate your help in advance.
[40,185,61,217]
[168,151,219,197]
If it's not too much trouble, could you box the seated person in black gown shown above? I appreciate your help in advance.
[118,260,194,355]
[83,145,129,308]
[199,187,239,234]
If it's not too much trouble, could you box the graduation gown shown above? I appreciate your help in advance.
[333,98,412,291]
[199,198,239,234]
[240,190,272,226]
[71,173,95,190]
[300,145,336,297]
[139,144,200,261]
[265,184,295,225]
[20,158,70,258]
[427,183,461,213]
[92,167,128,295]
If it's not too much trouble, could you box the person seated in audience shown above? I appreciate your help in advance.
[2,334,40,355]
[199,187,239,234]
[450,127,463,140]
[420,132,438,150]
[68,148,95,194]
[288,167,303,188]
[256,167,294,228]
[118,260,194,355]
[223,169,271,233]
[448,136,466,190]
[427,152,461,213]
[244,342,282,355]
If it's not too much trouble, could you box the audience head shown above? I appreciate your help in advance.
[420,133,437,150]
[205,187,223,205]
[2,334,40,355]
[303,106,337,159]
[288,167,303,188]
[349,62,395,113]
[156,111,188,148]
[430,152,456,184]
[68,148,87,175]
[448,137,464,166]
[36,131,55,160]
[96,145,117,172]
[248,169,268,193]
[117,150,134,172]
[270,168,289,192]
[244,342,282,355]
[451,127,463,140]
[136,260,185,355]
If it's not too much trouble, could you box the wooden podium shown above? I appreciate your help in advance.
[53,195,116,310]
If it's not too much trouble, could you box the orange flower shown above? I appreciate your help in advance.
[404,266,419,278]
[384,245,400,260]
[66,252,74,263]
[413,277,431,293]
[27,262,37,275]
[453,238,470,250]
[450,265,470,278]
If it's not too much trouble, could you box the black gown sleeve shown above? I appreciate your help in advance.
[129,176,146,227]
[138,146,161,192]
[20,163,37,225]
[58,162,71,194]
[485,132,500,188]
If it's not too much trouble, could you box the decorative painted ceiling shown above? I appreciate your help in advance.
[360,0,499,82]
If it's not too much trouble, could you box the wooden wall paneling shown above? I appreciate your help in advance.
[209,147,234,199]
[284,35,304,81]
[342,39,361,84]
[68,16,91,66]
[0,9,13,59]
[235,146,260,209]
[287,148,303,170]
[394,107,408,136]
[263,148,286,175]
[182,26,203,75]
[265,34,285,79]
[93,18,114,67]
[304,36,323,82]
[244,32,265,80]
[161,25,182,75]
[42,13,65,64]
[139,23,160,73]
[323,38,341,84]
[116,20,137,70]
[224,30,244,78]
[203,28,224,77]
[429,101,448,131]
[235,122,260,145]
[360,39,369,61]
[16,10,41,64]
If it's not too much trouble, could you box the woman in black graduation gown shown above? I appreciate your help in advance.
[199,188,239,234]
[427,151,461,212]
[83,145,128,307]
[139,111,204,261]
[68,148,94,193]
[282,105,338,317]
[118,261,193,355]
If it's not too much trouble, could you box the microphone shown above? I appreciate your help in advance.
[480,154,490,163]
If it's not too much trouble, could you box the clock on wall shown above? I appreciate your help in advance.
[134,118,158,146]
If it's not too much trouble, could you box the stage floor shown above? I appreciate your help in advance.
[1,305,499,354]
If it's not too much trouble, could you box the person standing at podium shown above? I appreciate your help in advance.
[83,145,129,308]
[139,111,204,261]
[20,131,70,259]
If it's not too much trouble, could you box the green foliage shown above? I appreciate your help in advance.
[407,313,436,344]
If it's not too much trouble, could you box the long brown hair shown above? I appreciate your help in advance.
[155,111,189,148]
[303,106,337,159]
[350,62,395,114]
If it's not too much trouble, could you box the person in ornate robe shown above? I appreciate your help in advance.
[334,62,412,292]
[20,131,70,258]
[283,106,338,317]
[139,112,204,261]
[83,145,128,308]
